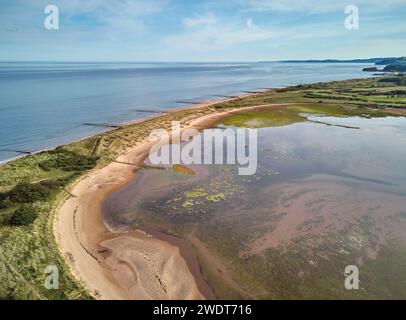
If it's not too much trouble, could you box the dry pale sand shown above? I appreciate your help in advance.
[53,102,287,300]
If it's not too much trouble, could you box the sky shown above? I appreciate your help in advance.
[0,0,405,62]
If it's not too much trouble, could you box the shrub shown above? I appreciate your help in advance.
[39,149,98,172]
[0,211,11,226]
[8,182,51,203]
[0,197,12,209]
[39,179,65,188]
[379,76,406,86]
[8,206,38,226]
[3,176,77,207]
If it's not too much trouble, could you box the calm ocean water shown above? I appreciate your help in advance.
[0,61,373,163]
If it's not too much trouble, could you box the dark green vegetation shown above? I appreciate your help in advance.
[281,58,386,63]
[8,207,38,226]
[375,57,406,66]
[362,57,406,74]
[281,57,406,65]
[38,149,99,172]
[1,75,406,299]
[383,65,406,72]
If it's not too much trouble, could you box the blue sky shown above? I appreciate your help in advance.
[0,0,405,61]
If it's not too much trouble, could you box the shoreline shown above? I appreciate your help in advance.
[53,93,281,299]
[0,95,248,166]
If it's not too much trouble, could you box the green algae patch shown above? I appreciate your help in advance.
[184,189,208,198]
[173,164,196,175]
[206,193,226,202]
[182,199,196,208]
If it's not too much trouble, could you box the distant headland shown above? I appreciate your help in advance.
[269,57,406,73]
[274,57,405,64]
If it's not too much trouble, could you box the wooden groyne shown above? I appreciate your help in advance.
[212,94,240,98]
[83,123,121,128]
[176,100,204,105]
[308,120,360,129]
[111,159,166,170]
[0,149,33,155]
[241,90,265,94]
[133,109,168,114]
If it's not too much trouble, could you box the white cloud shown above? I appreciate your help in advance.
[240,0,406,13]
[164,14,278,50]
[0,0,169,34]
[184,13,218,27]
[61,0,169,16]
[0,0,171,57]
[61,0,169,34]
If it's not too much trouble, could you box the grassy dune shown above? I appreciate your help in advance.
[0,75,405,299]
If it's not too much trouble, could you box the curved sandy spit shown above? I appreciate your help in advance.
[53,103,287,300]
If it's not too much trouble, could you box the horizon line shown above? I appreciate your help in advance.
[0,56,397,64]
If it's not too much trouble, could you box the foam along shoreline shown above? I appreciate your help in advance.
[54,95,280,299]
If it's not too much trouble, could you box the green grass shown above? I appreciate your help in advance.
[223,108,306,128]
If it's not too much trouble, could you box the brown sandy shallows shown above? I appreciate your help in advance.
[246,175,406,258]
[54,99,288,300]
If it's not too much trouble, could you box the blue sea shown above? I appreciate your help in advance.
[0,61,373,163]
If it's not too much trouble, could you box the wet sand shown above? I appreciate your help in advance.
[141,227,218,299]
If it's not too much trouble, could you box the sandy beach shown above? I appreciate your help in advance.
[53,97,279,300]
